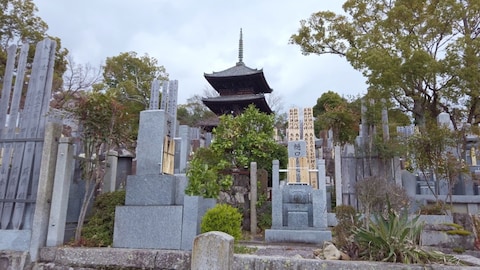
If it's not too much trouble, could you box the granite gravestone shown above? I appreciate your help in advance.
[265,108,331,244]
[265,160,332,244]
[113,80,215,250]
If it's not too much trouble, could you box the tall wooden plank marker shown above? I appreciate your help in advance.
[287,107,317,188]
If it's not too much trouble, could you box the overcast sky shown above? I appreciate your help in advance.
[35,0,367,111]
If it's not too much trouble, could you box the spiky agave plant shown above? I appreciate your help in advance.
[355,198,460,265]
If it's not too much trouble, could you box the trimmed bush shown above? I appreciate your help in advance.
[201,203,243,241]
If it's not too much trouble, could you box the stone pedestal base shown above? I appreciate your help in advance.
[265,228,332,245]
[113,206,183,249]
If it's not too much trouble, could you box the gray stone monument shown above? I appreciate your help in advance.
[265,160,332,244]
[191,231,234,270]
[113,80,215,250]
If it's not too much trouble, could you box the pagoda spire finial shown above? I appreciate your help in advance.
[237,28,244,65]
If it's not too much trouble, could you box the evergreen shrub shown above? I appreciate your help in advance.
[201,203,243,241]
[81,190,126,247]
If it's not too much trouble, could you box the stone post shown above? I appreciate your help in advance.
[271,160,282,228]
[334,145,342,206]
[205,132,212,147]
[250,162,257,236]
[178,125,190,173]
[191,231,234,270]
[29,122,62,262]
[315,159,328,227]
[46,137,74,247]
[103,150,118,193]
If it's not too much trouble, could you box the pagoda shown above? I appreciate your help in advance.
[202,29,273,116]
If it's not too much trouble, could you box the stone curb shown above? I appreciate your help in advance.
[34,247,480,270]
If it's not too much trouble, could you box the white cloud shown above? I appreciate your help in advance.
[35,0,367,110]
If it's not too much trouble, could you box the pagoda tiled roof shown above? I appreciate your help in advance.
[202,94,273,115]
[204,62,273,94]
[205,62,262,77]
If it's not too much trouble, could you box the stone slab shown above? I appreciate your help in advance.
[421,230,474,250]
[36,246,480,270]
[271,186,283,228]
[312,189,327,228]
[181,196,216,250]
[113,205,183,249]
[454,255,480,266]
[191,231,234,270]
[0,230,31,251]
[417,215,453,225]
[327,213,338,227]
[136,110,167,175]
[264,228,332,244]
[175,174,188,206]
[125,174,175,205]
[181,196,201,251]
[287,212,308,227]
[38,247,191,269]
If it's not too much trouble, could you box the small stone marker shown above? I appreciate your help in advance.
[191,231,233,270]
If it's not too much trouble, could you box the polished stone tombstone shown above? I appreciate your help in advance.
[265,160,332,244]
[113,80,215,250]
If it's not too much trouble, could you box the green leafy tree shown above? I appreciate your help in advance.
[211,105,286,170]
[406,122,466,206]
[69,90,133,243]
[101,52,168,139]
[290,0,480,129]
[177,94,216,127]
[185,147,232,198]
[0,0,47,48]
[313,91,359,145]
[186,105,287,199]
[313,91,348,116]
[0,0,68,92]
[358,94,410,160]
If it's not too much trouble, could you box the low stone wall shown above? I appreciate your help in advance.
[0,250,30,270]
[414,195,480,215]
[19,247,478,270]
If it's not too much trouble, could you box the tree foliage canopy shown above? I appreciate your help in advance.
[177,94,216,127]
[0,0,47,47]
[99,52,168,139]
[103,52,168,108]
[67,89,133,243]
[313,91,360,144]
[0,0,68,92]
[212,105,286,170]
[186,105,287,198]
[291,0,480,129]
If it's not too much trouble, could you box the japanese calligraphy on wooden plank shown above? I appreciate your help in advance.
[286,107,317,188]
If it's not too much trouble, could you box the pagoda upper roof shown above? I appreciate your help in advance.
[204,63,273,95]
[204,29,273,95]
[205,62,263,78]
